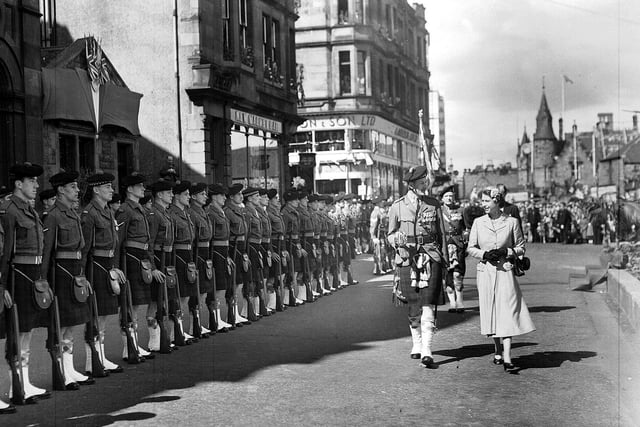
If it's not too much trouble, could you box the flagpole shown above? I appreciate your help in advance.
[561,75,565,125]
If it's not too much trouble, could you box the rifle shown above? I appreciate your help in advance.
[191,254,203,339]
[302,242,315,302]
[156,247,172,353]
[120,250,142,364]
[287,240,299,306]
[85,229,108,377]
[48,228,67,390]
[227,253,237,326]
[274,244,285,311]
[170,247,189,346]
[7,258,25,404]
[243,248,259,322]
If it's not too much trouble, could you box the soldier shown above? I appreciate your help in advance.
[139,193,153,212]
[168,181,199,343]
[188,182,214,337]
[108,193,122,215]
[80,173,126,375]
[345,196,360,285]
[42,171,95,387]
[257,189,276,314]
[115,173,156,361]
[380,201,394,272]
[38,189,56,220]
[370,197,386,275]
[440,185,466,313]
[281,190,305,306]
[388,165,449,369]
[243,187,264,320]
[224,184,251,325]
[266,189,286,311]
[0,163,52,402]
[321,195,339,292]
[205,184,234,331]
[311,194,331,295]
[0,185,11,203]
[297,190,318,302]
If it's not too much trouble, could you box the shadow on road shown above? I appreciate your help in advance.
[64,411,156,426]
[528,305,576,313]
[433,342,538,366]
[508,350,598,375]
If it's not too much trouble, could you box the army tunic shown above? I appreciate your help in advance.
[189,202,214,294]
[257,206,274,280]
[0,195,48,331]
[224,201,249,285]
[80,199,121,316]
[387,192,448,310]
[310,208,323,274]
[148,202,175,303]
[298,205,315,273]
[267,204,285,281]
[243,202,263,289]
[168,204,198,298]
[116,198,152,305]
[207,203,230,292]
[324,211,338,272]
[42,200,90,327]
[442,203,467,276]
[281,204,302,273]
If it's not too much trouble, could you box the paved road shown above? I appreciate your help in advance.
[2,243,639,426]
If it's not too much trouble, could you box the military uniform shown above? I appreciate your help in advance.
[266,190,285,309]
[369,200,385,275]
[168,203,198,299]
[281,191,304,305]
[441,188,466,313]
[242,189,264,318]
[189,198,214,296]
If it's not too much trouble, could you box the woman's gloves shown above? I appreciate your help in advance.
[482,247,508,261]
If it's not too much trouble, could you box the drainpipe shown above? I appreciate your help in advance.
[173,0,184,177]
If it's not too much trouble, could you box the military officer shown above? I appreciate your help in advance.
[242,187,264,320]
[281,190,305,306]
[188,182,214,337]
[38,189,56,220]
[312,194,331,295]
[369,197,386,275]
[42,171,94,387]
[296,190,317,302]
[0,163,52,401]
[388,165,449,369]
[322,195,339,292]
[345,196,359,285]
[108,193,122,215]
[440,185,466,313]
[257,188,276,314]
[206,184,234,331]
[266,189,286,311]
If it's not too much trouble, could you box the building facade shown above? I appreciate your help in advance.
[52,0,301,188]
[293,0,430,198]
[429,90,445,171]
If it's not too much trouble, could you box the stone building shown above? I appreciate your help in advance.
[461,162,520,201]
[292,0,429,197]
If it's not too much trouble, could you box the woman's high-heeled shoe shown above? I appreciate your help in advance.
[503,362,517,371]
[492,355,504,365]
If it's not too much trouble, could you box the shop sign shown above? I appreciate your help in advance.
[230,108,282,134]
[298,114,418,143]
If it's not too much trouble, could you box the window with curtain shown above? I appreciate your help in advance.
[357,50,367,95]
[339,51,351,95]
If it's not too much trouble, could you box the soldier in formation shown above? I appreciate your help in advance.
[440,185,467,313]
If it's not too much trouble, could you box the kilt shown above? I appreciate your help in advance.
[212,246,229,291]
[91,256,119,316]
[302,240,316,272]
[125,248,152,305]
[196,247,214,294]
[151,251,170,303]
[230,242,251,285]
[289,242,304,273]
[338,236,351,267]
[397,261,445,310]
[263,243,277,280]
[248,243,264,283]
[54,259,91,327]
[10,264,49,332]
[175,249,199,298]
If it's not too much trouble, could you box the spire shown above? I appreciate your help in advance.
[521,126,530,144]
[534,85,557,141]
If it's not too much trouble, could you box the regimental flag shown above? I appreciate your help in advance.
[563,74,574,84]
[86,37,110,92]
[417,109,436,187]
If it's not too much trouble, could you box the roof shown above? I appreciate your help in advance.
[602,141,640,163]
[533,91,557,141]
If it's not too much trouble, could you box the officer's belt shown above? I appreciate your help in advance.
[154,245,173,253]
[232,235,246,241]
[303,232,314,237]
[406,235,437,245]
[212,240,229,247]
[13,255,42,265]
[55,251,82,260]
[262,238,271,243]
[290,234,299,239]
[446,232,462,237]
[248,237,262,244]
[93,249,115,258]
[174,243,192,251]
[197,241,210,248]
[271,234,283,240]
[320,232,327,237]
[125,241,149,250]
[327,234,335,239]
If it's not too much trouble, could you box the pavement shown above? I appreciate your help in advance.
[2,243,640,426]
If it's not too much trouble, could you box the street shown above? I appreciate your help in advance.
[3,243,640,426]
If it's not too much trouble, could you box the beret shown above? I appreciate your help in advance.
[191,182,208,195]
[38,188,57,201]
[140,194,153,205]
[242,187,260,198]
[122,172,146,188]
[108,193,122,205]
[403,165,429,182]
[173,180,191,194]
[149,179,175,193]
[0,185,12,198]
[50,170,79,188]
[323,195,334,204]
[227,183,243,196]
[439,185,455,198]
[372,196,384,205]
[282,190,298,202]
[208,183,226,195]
[297,189,309,200]
[86,172,115,187]
[258,188,268,196]
[266,189,278,199]
[9,162,44,179]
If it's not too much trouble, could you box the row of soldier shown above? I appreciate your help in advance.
[0,163,359,414]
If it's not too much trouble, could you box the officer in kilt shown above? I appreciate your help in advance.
[440,185,466,313]
[388,166,449,369]
[266,189,285,311]
[322,195,339,292]
[281,190,305,306]
[313,195,332,295]
[188,182,214,337]
[345,197,359,285]
[115,173,156,360]
[80,173,125,375]
[224,184,251,325]
[0,163,52,405]
[168,181,199,343]
[42,171,94,387]
[242,187,264,320]
[257,189,276,314]
[297,190,317,302]
[205,184,234,332]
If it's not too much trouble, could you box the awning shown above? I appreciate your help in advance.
[42,67,142,136]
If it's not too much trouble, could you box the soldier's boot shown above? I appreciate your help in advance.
[257,291,270,317]
[446,287,457,313]
[84,340,109,378]
[147,318,161,352]
[210,303,229,333]
[305,281,317,302]
[454,273,465,312]
[61,340,94,385]
[298,284,309,302]
[266,290,277,312]
[133,323,156,357]
[275,287,285,311]
[409,326,422,360]
[234,304,250,326]
[190,308,205,339]
[347,267,359,285]
[21,351,51,400]
[214,291,234,331]
[329,271,338,291]
[122,333,146,362]
[420,309,437,369]
[321,273,332,295]
[100,342,123,373]
[311,276,321,298]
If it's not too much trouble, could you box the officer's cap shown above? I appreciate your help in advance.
[439,185,455,198]
[149,179,175,194]
[242,187,260,198]
[297,189,309,200]
[50,170,79,188]
[122,172,146,188]
[227,183,243,196]
[208,183,226,195]
[282,190,298,202]
[403,165,429,182]
[173,180,191,194]
[191,182,208,196]
[9,162,44,180]
[108,193,122,205]
[38,188,57,202]
[86,172,115,187]
[266,189,278,199]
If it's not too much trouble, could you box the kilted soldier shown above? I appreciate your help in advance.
[266,189,285,311]
[224,184,251,325]
[38,189,56,221]
[388,165,449,369]
[281,190,305,306]
[310,194,330,295]
[147,179,175,351]
[334,195,349,288]
[80,173,125,374]
[370,197,385,275]
[0,163,52,402]
[242,187,264,320]
[345,197,359,285]
[140,193,153,212]
[42,171,94,387]
[188,182,214,337]
[108,193,122,215]
[297,190,317,302]
[205,184,233,332]
[115,173,156,360]
[322,195,339,292]
[168,181,199,343]
[258,189,276,314]
[440,185,466,313]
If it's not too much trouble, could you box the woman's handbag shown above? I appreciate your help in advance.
[512,256,531,277]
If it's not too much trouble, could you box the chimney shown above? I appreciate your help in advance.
[633,114,638,131]
[558,118,564,141]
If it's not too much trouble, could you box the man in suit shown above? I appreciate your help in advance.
[497,184,521,230]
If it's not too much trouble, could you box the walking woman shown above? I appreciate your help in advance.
[467,187,535,371]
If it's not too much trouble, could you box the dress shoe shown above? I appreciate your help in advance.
[32,391,51,400]
[503,362,517,372]
[65,382,80,391]
[492,356,504,365]
[448,308,456,313]
[0,404,16,414]
[410,353,421,360]
[217,327,229,333]
[107,366,124,374]
[456,308,465,314]
[76,377,95,386]
[11,396,37,405]
[420,356,437,369]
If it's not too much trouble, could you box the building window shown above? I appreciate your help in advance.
[59,133,95,176]
[223,0,233,60]
[40,0,56,47]
[316,130,345,151]
[117,142,134,185]
[387,64,393,99]
[339,51,351,95]
[354,0,363,23]
[271,19,280,67]
[357,50,367,95]
[263,15,281,84]
[338,0,349,24]
[238,0,254,67]
[350,129,370,150]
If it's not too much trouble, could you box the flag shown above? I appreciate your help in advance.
[563,74,574,84]
[86,37,110,92]
[417,109,436,187]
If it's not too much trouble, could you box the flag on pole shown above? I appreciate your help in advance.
[563,74,574,84]
[417,109,436,187]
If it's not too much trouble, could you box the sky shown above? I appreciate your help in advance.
[418,0,640,172]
